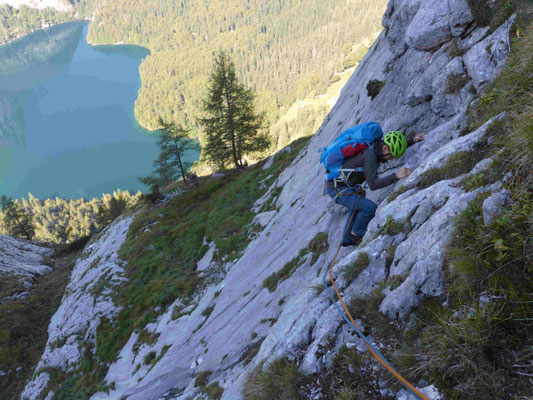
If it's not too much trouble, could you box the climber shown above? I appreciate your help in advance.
[323,124,425,247]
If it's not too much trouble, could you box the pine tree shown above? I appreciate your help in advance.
[201,52,269,169]
[140,116,199,189]
[0,195,35,240]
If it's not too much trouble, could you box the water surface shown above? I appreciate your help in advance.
[0,22,197,200]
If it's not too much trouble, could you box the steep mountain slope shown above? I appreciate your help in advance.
[0,235,55,397]
[20,1,528,399]
[0,234,52,289]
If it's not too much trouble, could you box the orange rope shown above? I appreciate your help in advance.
[326,189,430,400]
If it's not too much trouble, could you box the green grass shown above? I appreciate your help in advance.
[366,79,385,100]
[387,185,408,203]
[386,274,407,291]
[194,371,224,399]
[444,73,469,95]
[263,232,329,292]
[447,38,466,58]
[385,245,397,271]
[37,341,110,400]
[380,215,404,236]
[202,382,224,399]
[466,0,529,30]
[343,252,370,283]
[417,149,487,189]
[314,345,387,399]
[239,337,266,366]
[0,252,79,400]
[149,345,170,369]
[263,248,310,292]
[0,272,26,299]
[242,358,307,400]
[348,288,392,336]
[143,351,156,365]
[307,232,329,264]
[394,11,533,398]
[201,305,215,318]
[243,344,394,400]
[461,172,489,191]
[95,137,311,365]
[132,329,160,353]
[195,371,212,387]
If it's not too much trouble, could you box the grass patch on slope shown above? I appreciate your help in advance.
[243,358,307,400]
[263,232,329,293]
[466,0,531,31]
[95,137,311,364]
[397,10,533,399]
[0,251,78,400]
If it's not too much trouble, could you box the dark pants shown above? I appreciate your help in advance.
[326,187,377,242]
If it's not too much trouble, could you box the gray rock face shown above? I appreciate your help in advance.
[382,0,422,56]
[22,1,518,400]
[388,0,473,53]
[483,189,511,225]
[448,0,474,36]
[0,234,52,279]
[464,14,516,89]
[21,216,134,400]
[0,234,52,303]
[406,1,453,51]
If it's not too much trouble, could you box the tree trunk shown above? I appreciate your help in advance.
[9,208,31,240]
[222,70,240,169]
[170,134,188,186]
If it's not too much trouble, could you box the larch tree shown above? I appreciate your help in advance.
[200,51,269,169]
[0,195,35,240]
[140,116,199,189]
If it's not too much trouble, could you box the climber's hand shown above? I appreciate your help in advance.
[396,167,413,179]
[414,133,425,142]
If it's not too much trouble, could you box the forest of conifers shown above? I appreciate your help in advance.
[86,0,387,142]
[0,0,387,243]
[0,1,91,45]
[0,190,141,244]
[1,0,387,150]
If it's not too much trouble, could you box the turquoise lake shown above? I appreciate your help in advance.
[0,21,198,200]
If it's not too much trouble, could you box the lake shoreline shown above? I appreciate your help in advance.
[84,39,155,132]
[0,21,190,200]
[0,18,91,47]
[0,18,157,135]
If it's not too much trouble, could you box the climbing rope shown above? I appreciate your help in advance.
[323,190,431,400]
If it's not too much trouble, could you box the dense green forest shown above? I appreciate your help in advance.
[0,1,91,45]
[0,190,141,244]
[1,0,386,154]
[0,0,386,240]
[87,0,387,149]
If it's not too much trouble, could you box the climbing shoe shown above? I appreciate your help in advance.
[341,233,363,247]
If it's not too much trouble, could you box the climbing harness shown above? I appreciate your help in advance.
[332,168,365,191]
[322,195,431,400]
[333,182,366,198]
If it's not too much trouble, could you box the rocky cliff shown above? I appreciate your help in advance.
[0,235,52,295]
[20,1,522,399]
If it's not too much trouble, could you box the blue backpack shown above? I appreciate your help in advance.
[319,121,383,181]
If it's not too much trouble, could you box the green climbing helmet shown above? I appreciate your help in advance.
[383,131,407,158]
